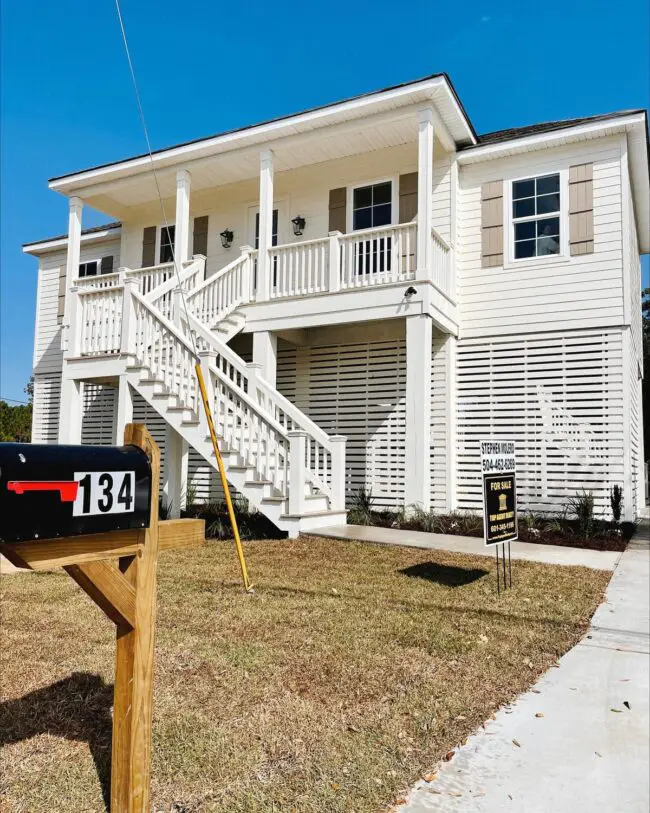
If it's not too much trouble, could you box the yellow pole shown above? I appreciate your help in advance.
[194,361,253,592]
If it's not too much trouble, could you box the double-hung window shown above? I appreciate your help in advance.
[78,260,99,278]
[352,181,392,274]
[512,174,561,259]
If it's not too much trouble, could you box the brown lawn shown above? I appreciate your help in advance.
[0,536,609,812]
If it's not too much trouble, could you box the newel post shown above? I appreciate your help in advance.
[120,276,138,361]
[240,245,254,302]
[198,350,217,439]
[328,231,342,292]
[245,361,263,407]
[329,435,347,511]
[288,430,307,515]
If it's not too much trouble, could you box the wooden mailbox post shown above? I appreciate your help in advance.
[0,424,204,813]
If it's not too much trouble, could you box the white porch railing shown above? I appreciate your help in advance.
[339,222,416,289]
[74,271,121,290]
[76,285,124,356]
[269,237,329,298]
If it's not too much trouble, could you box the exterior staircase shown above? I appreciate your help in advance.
[75,251,347,536]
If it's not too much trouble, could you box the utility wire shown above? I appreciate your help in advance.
[113,0,197,357]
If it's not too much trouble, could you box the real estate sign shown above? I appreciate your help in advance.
[480,439,518,546]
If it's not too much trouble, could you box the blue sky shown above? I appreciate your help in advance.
[1,0,648,403]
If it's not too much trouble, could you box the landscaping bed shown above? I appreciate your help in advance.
[1,537,609,812]
[347,490,634,552]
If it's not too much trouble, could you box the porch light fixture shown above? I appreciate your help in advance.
[220,228,234,249]
[291,215,306,236]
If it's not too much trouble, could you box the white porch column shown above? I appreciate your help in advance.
[174,169,191,266]
[404,314,432,511]
[58,377,83,444]
[62,196,84,355]
[163,425,189,518]
[114,376,134,445]
[257,149,274,301]
[417,107,435,280]
[252,330,278,388]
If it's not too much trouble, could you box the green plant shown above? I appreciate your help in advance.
[347,487,375,525]
[567,489,595,538]
[159,497,173,520]
[183,480,197,510]
[610,485,623,523]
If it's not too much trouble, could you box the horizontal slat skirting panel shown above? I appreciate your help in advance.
[456,329,625,515]
[32,374,62,443]
[81,383,117,446]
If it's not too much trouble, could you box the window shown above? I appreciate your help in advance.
[352,181,392,230]
[159,225,175,263]
[512,174,560,259]
[78,261,99,278]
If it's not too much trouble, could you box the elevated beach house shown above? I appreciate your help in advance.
[24,74,648,531]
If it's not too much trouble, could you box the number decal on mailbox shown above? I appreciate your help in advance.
[73,472,136,516]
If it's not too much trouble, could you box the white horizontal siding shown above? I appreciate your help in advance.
[432,145,452,242]
[456,328,625,517]
[458,136,625,338]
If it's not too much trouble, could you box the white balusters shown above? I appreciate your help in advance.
[185,253,250,326]
[430,227,452,298]
[339,223,416,289]
[78,286,124,356]
[268,237,329,298]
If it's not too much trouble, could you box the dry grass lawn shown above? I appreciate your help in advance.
[0,536,609,812]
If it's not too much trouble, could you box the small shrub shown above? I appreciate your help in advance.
[567,489,595,538]
[347,487,375,525]
[610,485,623,523]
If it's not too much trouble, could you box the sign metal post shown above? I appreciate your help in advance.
[480,439,518,593]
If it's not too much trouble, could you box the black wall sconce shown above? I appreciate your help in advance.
[220,228,234,249]
[291,215,306,237]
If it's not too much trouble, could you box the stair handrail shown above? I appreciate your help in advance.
[185,251,251,325]
[141,255,205,307]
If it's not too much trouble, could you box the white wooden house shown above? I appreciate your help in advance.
[23,74,648,530]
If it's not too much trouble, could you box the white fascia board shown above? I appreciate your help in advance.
[22,227,122,256]
[457,114,647,163]
[49,77,474,193]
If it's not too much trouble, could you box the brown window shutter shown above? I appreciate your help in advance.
[328,187,346,233]
[100,255,114,274]
[57,266,66,324]
[192,215,209,256]
[481,181,503,268]
[399,172,418,223]
[142,226,157,267]
[569,163,594,255]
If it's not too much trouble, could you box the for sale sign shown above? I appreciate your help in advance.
[480,440,518,546]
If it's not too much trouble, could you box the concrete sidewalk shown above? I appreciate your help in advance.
[399,522,650,813]
[310,524,621,570]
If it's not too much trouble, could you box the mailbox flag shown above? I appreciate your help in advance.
[8,481,79,502]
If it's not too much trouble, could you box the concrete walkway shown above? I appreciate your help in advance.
[399,522,650,813]
[310,524,621,570]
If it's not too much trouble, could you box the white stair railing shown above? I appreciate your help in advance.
[144,255,205,319]
[430,227,452,299]
[185,251,252,327]
[77,284,124,356]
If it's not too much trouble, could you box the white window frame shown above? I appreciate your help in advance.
[76,258,103,279]
[346,176,398,233]
[505,168,569,267]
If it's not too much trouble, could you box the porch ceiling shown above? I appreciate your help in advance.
[79,111,420,218]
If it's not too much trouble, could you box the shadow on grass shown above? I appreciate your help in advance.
[398,561,489,587]
[0,672,113,811]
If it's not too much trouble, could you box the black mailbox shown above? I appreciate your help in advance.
[0,443,152,543]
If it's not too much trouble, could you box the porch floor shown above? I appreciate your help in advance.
[307,524,621,571]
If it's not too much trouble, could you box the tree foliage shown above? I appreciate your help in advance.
[0,379,33,442]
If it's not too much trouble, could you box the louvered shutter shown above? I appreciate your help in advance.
[142,226,156,267]
[100,255,114,275]
[399,172,418,223]
[193,215,209,256]
[481,181,503,267]
[569,163,594,255]
[328,188,346,233]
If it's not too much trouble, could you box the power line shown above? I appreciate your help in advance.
[1,397,31,405]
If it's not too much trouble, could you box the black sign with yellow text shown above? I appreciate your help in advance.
[483,473,518,546]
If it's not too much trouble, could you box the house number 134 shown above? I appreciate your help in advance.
[72,471,135,516]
